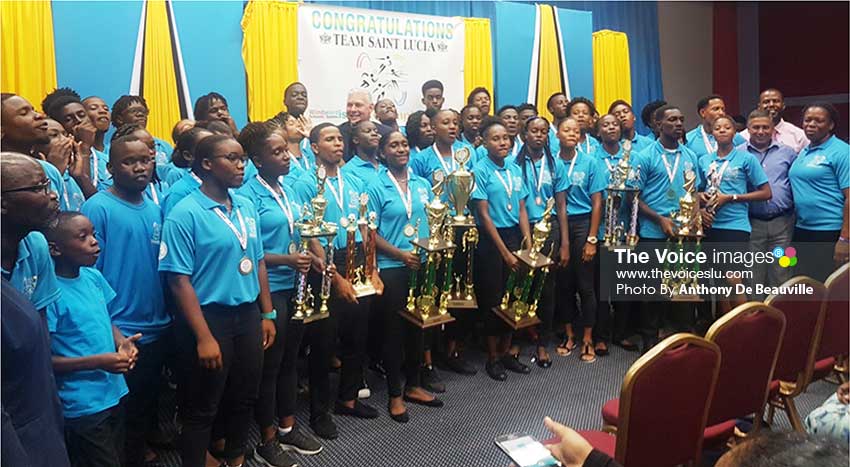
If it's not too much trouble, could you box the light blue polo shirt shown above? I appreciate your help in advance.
[60,171,85,211]
[161,170,201,218]
[243,159,259,186]
[411,141,473,180]
[592,144,642,238]
[36,159,63,199]
[698,148,768,233]
[292,169,364,250]
[471,155,529,228]
[633,141,703,239]
[287,149,315,184]
[562,153,608,216]
[367,170,432,269]
[82,190,170,344]
[90,148,111,190]
[46,267,128,419]
[238,175,303,292]
[516,155,569,222]
[685,126,746,159]
[0,231,60,311]
[790,135,850,231]
[146,181,168,207]
[341,155,383,188]
[153,136,173,182]
[164,164,191,187]
[625,133,654,154]
[159,190,264,306]
[577,134,600,156]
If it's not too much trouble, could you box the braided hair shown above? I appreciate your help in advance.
[516,116,556,189]
[237,121,276,162]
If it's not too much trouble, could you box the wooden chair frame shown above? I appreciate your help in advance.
[822,263,850,384]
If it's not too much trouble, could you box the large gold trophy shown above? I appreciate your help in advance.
[603,140,641,249]
[340,193,378,297]
[444,147,478,308]
[494,199,556,329]
[402,183,457,328]
[662,170,704,301]
[293,166,338,323]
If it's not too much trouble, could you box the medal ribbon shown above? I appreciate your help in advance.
[432,143,457,175]
[325,174,345,211]
[493,168,514,204]
[660,149,681,186]
[256,175,295,236]
[387,170,412,221]
[213,205,248,252]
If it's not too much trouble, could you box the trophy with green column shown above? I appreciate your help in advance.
[493,199,556,329]
[444,147,478,308]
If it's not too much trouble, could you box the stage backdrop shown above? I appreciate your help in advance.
[298,4,465,125]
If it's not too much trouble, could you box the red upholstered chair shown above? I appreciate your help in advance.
[764,276,828,431]
[600,303,786,448]
[578,334,721,467]
[812,264,849,383]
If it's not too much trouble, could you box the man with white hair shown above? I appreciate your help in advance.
[338,89,393,162]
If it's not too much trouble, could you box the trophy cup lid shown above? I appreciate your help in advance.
[453,147,471,170]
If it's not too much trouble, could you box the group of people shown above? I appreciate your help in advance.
[1,77,847,467]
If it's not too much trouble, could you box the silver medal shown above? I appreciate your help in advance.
[289,243,298,254]
[535,196,543,206]
[239,257,253,275]
[403,224,415,237]
[507,203,513,211]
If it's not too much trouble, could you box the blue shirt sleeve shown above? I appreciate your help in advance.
[29,234,61,311]
[553,159,570,193]
[588,158,608,195]
[834,149,850,190]
[471,170,488,201]
[158,211,195,276]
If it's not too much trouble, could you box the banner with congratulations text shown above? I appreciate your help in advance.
[298,4,465,125]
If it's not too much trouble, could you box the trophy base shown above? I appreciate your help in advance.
[514,249,554,269]
[399,309,456,329]
[492,306,541,330]
[603,242,636,251]
[445,291,477,309]
[303,310,330,323]
[411,238,455,252]
[353,282,377,298]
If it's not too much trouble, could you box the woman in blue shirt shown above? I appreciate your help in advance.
[472,118,532,381]
[566,97,601,156]
[555,117,606,363]
[515,117,570,367]
[269,112,315,182]
[341,120,383,186]
[367,131,443,423]
[411,109,464,180]
[237,123,321,463]
[405,111,435,157]
[700,115,771,312]
[158,134,276,467]
[790,104,850,281]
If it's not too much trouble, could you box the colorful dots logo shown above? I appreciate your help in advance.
[773,246,797,268]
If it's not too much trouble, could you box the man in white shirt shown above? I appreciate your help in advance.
[740,88,809,152]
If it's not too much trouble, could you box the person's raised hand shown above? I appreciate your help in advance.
[543,416,594,467]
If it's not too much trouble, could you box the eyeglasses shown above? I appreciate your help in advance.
[2,180,51,195]
[126,108,149,117]
[213,154,249,165]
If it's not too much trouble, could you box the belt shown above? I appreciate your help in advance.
[751,210,793,222]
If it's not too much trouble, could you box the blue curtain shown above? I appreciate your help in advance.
[310,1,663,134]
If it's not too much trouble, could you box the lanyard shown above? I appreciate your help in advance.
[91,149,99,182]
[577,137,592,154]
[567,153,579,179]
[432,143,457,175]
[529,157,548,195]
[213,205,247,251]
[190,171,202,184]
[387,170,412,220]
[493,168,514,200]
[660,149,681,186]
[511,137,521,157]
[291,152,310,172]
[701,127,717,153]
[256,175,295,236]
[325,174,345,211]
[148,184,159,205]
[61,179,70,209]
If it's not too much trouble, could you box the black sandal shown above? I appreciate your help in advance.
[556,336,576,356]
[581,342,597,363]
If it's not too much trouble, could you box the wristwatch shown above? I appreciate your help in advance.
[587,236,598,245]
[732,194,739,202]
[261,309,278,320]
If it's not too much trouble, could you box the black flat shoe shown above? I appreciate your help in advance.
[486,360,507,381]
[444,354,477,375]
[403,394,444,408]
[595,342,610,356]
[389,408,409,423]
[501,355,531,374]
[613,340,637,352]
[530,353,552,368]
[334,400,378,419]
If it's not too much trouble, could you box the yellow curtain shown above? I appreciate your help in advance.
[1,1,57,110]
[242,0,299,122]
[535,5,564,122]
[463,17,493,113]
[142,0,182,142]
[592,29,632,116]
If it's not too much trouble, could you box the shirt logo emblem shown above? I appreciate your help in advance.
[246,217,258,238]
[151,222,162,244]
[159,242,168,261]
[808,154,827,167]
[572,172,586,186]
[22,275,37,299]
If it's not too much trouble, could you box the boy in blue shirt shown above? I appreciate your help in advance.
[45,211,142,467]
[684,95,745,158]
[82,134,172,467]
[341,120,383,187]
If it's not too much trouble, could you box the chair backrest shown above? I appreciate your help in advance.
[817,263,849,361]
[705,302,786,426]
[764,276,828,389]
[615,333,721,467]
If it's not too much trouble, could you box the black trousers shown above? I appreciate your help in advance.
[300,271,335,420]
[635,238,694,340]
[176,302,262,466]
[378,267,424,397]
[65,402,125,467]
[330,248,372,402]
[794,227,841,282]
[475,226,522,337]
[446,226,477,344]
[255,289,295,430]
[557,215,597,330]
[123,331,171,467]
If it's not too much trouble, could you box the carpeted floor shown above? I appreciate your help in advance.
[152,343,836,467]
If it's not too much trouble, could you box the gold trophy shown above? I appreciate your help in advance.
[340,193,377,297]
[293,166,338,323]
[494,198,556,329]
[603,140,641,249]
[662,170,704,301]
[443,147,478,308]
[401,184,457,328]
